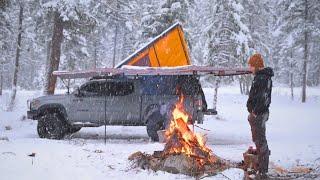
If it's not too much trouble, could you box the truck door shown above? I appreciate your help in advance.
[69,81,105,123]
[105,81,140,125]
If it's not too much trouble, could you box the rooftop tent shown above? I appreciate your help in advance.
[116,23,191,68]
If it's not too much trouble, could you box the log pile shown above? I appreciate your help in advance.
[128,150,237,176]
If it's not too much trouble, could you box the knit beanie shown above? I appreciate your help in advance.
[248,53,264,69]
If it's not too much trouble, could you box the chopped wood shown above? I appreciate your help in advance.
[128,151,236,177]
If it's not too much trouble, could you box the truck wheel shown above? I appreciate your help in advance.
[37,119,48,138]
[37,112,67,139]
[146,111,165,142]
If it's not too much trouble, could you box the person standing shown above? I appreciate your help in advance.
[246,53,274,178]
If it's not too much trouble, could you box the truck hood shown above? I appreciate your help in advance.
[34,94,70,101]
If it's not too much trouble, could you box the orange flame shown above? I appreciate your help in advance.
[164,93,214,164]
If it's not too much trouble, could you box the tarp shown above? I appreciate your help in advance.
[116,23,191,68]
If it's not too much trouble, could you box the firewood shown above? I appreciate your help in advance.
[128,151,144,161]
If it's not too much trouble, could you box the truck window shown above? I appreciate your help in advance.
[140,75,200,95]
[81,81,134,96]
[80,81,105,96]
[109,82,134,96]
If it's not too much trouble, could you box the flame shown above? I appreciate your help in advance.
[164,93,214,165]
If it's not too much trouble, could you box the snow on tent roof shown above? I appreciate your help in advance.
[115,23,191,68]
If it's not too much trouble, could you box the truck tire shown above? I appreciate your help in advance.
[37,119,48,138]
[146,110,165,142]
[37,112,68,139]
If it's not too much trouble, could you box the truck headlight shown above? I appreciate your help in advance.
[30,99,40,110]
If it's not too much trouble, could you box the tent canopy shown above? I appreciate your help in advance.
[116,23,191,68]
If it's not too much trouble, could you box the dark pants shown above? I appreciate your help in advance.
[248,112,270,174]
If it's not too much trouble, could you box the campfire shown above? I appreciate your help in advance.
[128,93,237,176]
[163,93,216,166]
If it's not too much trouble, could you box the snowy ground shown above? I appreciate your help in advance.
[1,86,320,180]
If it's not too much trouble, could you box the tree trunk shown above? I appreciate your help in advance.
[43,40,51,92]
[239,78,243,94]
[244,75,251,95]
[93,38,97,69]
[8,5,23,110]
[44,11,63,95]
[0,70,2,96]
[290,69,294,100]
[112,23,119,68]
[112,1,120,68]
[213,78,220,110]
[290,48,294,100]
[301,0,309,103]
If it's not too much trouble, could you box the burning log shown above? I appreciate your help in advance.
[163,118,212,162]
[128,151,162,171]
[128,150,233,176]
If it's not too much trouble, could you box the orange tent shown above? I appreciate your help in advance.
[116,23,191,68]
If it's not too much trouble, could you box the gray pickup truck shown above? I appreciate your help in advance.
[27,75,215,141]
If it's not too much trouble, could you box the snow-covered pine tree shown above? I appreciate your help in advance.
[307,12,320,86]
[273,1,299,100]
[308,36,320,86]
[100,0,139,67]
[140,0,192,43]
[203,0,251,69]
[241,0,273,58]
[240,0,274,94]
[0,0,11,95]
[1,0,45,97]
[203,0,251,108]
[118,0,140,62]
[278,0,320,102]
[187,0,206,65]
[8,1,24,111]
[61,0,98,73]
[42,0,95,94]
[276,33,298,100]
[17,1,48,90]
[139,0,160,44]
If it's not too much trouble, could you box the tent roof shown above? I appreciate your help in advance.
[115,22,189,68]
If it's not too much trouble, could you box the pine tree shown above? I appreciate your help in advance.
[278,0,320,102]
[140,0,192,42]
[203,0,251,107]
[8,2,23,111]
[102,0,139,67]
[42,0,95,94]
[0,0,11,95]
